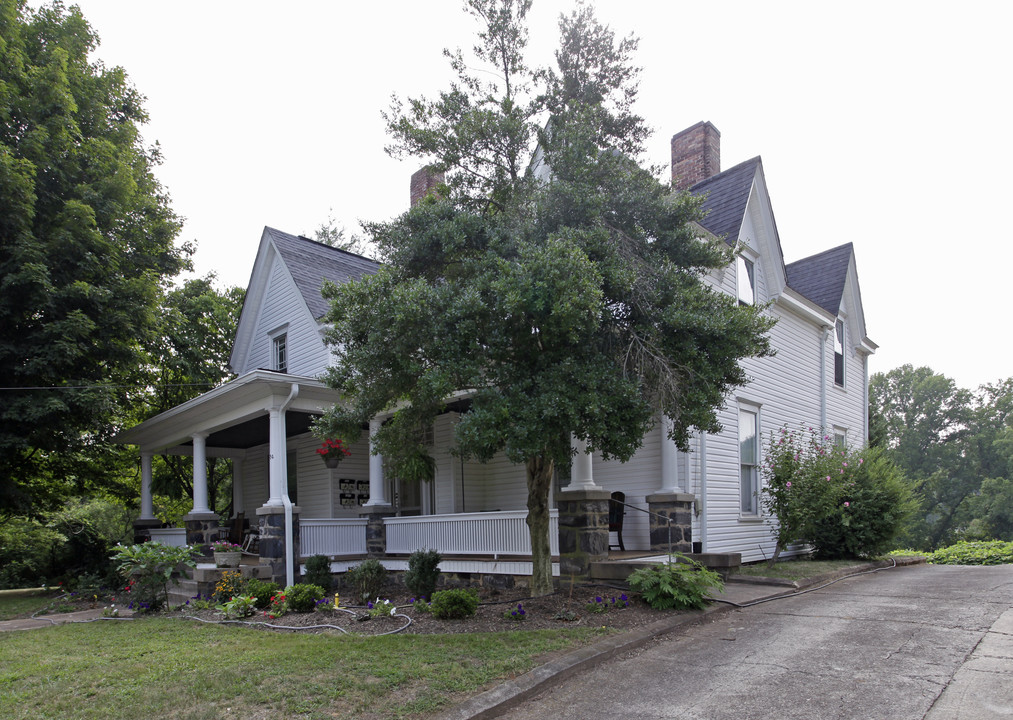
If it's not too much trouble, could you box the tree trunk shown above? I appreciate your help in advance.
[525,454,555,596]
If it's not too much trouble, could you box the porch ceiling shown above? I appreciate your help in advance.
[182,411,318,450]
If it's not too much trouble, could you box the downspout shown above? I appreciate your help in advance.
[280,383,300,588]
[699,432,708,553]
[819,327,830,431]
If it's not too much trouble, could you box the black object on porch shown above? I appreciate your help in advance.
[608,491,625,551]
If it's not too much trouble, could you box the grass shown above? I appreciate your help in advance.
[0,595,609,720]
[734,558,880,581]
[0,588,56,620]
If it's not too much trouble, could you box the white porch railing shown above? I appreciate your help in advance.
[300,518,368,557]
[385,510,559,557]
[148,528,187,547]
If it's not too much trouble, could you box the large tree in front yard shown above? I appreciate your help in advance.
[317,0,773,595]
[0,1,188,519]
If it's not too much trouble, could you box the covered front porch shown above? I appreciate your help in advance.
[117,371,697,588]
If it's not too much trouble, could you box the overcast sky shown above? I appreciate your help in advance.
[45,0,1013,391]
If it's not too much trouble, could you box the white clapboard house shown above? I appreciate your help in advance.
[116,122,875,584]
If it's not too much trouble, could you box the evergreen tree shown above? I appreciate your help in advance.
[318,0,773,594]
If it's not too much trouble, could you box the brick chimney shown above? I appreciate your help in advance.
[671,121,720,191]
[410,166,445,206]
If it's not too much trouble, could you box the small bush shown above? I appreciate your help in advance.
[928,540,1013,566]
[627,555,724,610]
[429,588,479,619]
[245,578,281,609]
[283,583,325,612]
[503,603,526,621]
[304,554,333,592]
[404,548,442,600]
[110,542,199,611]
[345,558,387,603]
[216,595,258,619]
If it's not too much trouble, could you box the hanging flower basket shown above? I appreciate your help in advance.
[317,438,351,468]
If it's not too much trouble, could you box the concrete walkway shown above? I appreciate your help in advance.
[0,606,135,631]
[447,562,1013,720]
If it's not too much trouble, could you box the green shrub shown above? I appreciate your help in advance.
[216,595,258,619]
[283,583,325,612]
[429,588,479,619]
[404,548,442,600]
[345,558,387,603]
[762,426,916,559]
[304,554,333,592]
[0,519,64,588]
[627,555,724,610]
[245,578,281,609]
[928,540,1013,566]
[110,542,199,611]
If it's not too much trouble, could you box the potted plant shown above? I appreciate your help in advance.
[316,437,351,468]
[211,540,242,568]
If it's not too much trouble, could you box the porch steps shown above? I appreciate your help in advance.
[167,561,272,608]
[590,553,742,583]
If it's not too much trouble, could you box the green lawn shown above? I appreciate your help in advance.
[0,589,55,620]
[0,606,606,719]
[734,558,881,581]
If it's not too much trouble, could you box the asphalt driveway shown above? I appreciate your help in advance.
[491,563,1013,719]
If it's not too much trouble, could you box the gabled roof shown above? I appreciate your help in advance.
[690,156,762,247]
[785,243,853,315]
[266,227,379,320]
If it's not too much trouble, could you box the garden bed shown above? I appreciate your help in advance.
[171,582,668,636]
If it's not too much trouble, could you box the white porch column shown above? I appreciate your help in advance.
[232,457,245,515]
[365,416,390,506]
[266,407,286,506]
[565,434,599,490]
[660,416,680,493]
[139,451,155,520]
[191,432,210,514]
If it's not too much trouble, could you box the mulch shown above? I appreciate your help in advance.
[170,582,670,636]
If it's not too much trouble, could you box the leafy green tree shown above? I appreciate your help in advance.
[870,367,1013,549]
[317,0,772,594]
[0,0,187,519]
[139,277,244,519]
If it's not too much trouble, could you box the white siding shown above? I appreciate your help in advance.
[239,250,331,377]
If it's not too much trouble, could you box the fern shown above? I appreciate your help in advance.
[627,554,724,610]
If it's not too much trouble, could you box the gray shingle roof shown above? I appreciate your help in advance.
[690,156,761,246]
[266,227,379,319]
[785,243,853,315]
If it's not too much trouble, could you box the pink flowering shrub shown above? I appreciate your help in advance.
[762,425,914,559]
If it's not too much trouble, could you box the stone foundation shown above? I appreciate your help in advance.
[557,488,611,579]
[183,512,220,556]
[646,492,694,554]
[256,505,300,587]
[360,506,395,558]
[132,518,162,545]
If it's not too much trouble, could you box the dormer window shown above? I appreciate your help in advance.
[273,333,288,374]
[737,256,755,306]
[834,319,845,387]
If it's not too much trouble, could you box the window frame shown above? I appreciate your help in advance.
[738,404,761,517]
[273,332,288,374]
[737,255,755,306]
[834,318,845,387]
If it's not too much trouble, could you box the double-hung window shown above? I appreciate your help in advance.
[739,406,760,515]
[273,333,288,374]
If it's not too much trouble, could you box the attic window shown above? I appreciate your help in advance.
[737,256,755,306]
[273,333,288,374]
[834,319,845,387]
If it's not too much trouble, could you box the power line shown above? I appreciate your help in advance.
[0,383,218,391]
